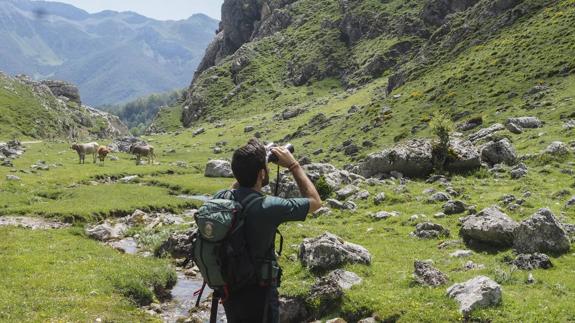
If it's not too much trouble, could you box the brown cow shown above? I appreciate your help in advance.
[97,146,110,165]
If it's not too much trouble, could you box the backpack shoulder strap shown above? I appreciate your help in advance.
[238,193,265,220]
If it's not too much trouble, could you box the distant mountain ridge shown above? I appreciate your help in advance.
[0,0,219,106]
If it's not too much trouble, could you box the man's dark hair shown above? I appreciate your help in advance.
[232,138,266,188]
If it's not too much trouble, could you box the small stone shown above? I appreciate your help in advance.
[413,260,448,287]
[370,211,399,220]
[373,192,386,205]
[244,125,254,133]
[443,200,466,215]
[526,273,535,284]
[450,250,473,258]
[6,174,20,181]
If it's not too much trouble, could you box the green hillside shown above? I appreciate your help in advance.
[0,73,127,140]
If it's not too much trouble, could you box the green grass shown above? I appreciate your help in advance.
[0,227,175,322]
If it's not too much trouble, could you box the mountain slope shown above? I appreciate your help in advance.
[0,72,128,140]
[0,0,219,106]
[151,0,573,162]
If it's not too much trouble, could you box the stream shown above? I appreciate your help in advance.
[113,238,227,322]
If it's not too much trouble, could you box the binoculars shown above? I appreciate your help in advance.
[265,143,294,163]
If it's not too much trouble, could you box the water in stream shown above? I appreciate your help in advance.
[112,237,227,322]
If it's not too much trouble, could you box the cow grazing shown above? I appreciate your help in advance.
[71,142,99,164]
[97,146,111,165]
[129,144,155,165]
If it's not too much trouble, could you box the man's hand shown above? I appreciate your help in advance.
[271,147,297,168]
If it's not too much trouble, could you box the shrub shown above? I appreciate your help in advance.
[314,175,333,200]
[430,113,454,172]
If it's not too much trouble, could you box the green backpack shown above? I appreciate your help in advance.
[191,190,263,295]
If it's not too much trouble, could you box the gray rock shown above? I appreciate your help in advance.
[505,122,523,134]
[563,119,575,130]
[355,190,370,200]
[85,222,128,241]
[370,211,399,220]
[326,199,345,210]
[373,192,386,205]
[358,139,433,178]
[343,200,357,211]
[108,137,147,153]
[506,117,542,129]
[513,208,571,255]
[428,192,450,203]
[468,123,505,143]
[192,127,205,136]
[204,160,234,178]
[510,163,528,179]
[544,141,570,156]
[313,207,332,217]
[481,138,517,166]
[450,249,473,258]
[119,175,138,183]
[413,260,448,287]
[445,139,481,173]
[279,297,308,323]
[463,261,485,271]
[326,269,363,290]
[6,174,20,181]
[443,200,466,215]
[357,318,378,323]
[336,185,359,200]
[511,253,553,270]
[411,222,450,239]
[307,275,344,317]
[460,206,519,247]
[447,276,502,316]
[213,147,222,154]
[41,79,81,105]
[566,196,575,208]
[299,232,371,271]
[244,125,254,133]
[155,230,194,258]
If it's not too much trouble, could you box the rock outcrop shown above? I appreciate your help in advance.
[447,276,502,316]
[204,160,234,178]
[299,232,371,271]
[513,208,571,255]
[460,206,518,247]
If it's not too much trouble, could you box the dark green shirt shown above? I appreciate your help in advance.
[215,187,310,262]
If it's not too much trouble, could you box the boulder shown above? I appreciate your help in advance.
[506,117,542,129]
[511,253,553,270]
[510,163,528,179]
[326,269,363,290]
[307,274,344,317]
[85,222,128,241]
[155,230,194,258]
[514,208,571,255]
[108,137,147,153]
[445,139,481,173]
[447,276,502,316]
[358,139,433,178]
[204,160,234,178]
[374,192,386,205]
[544,141,570,156]
[279,297,308,323]
[336,185,359,200]
[428,192,450,203]
[411,222,450,239]
[505,122,523,134]
[443,200,466,215]
[566,196,575,208]
[468,123,505,143]
[481,138,517,166]
[413,260,448,287]
[192,127,205,136]
[459,206,518,247]
[299,232,371,271]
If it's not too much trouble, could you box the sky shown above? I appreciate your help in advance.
[49,0,224,20]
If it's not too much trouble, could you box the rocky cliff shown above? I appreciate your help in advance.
[176,0,559,129]
[0,72,128,139]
